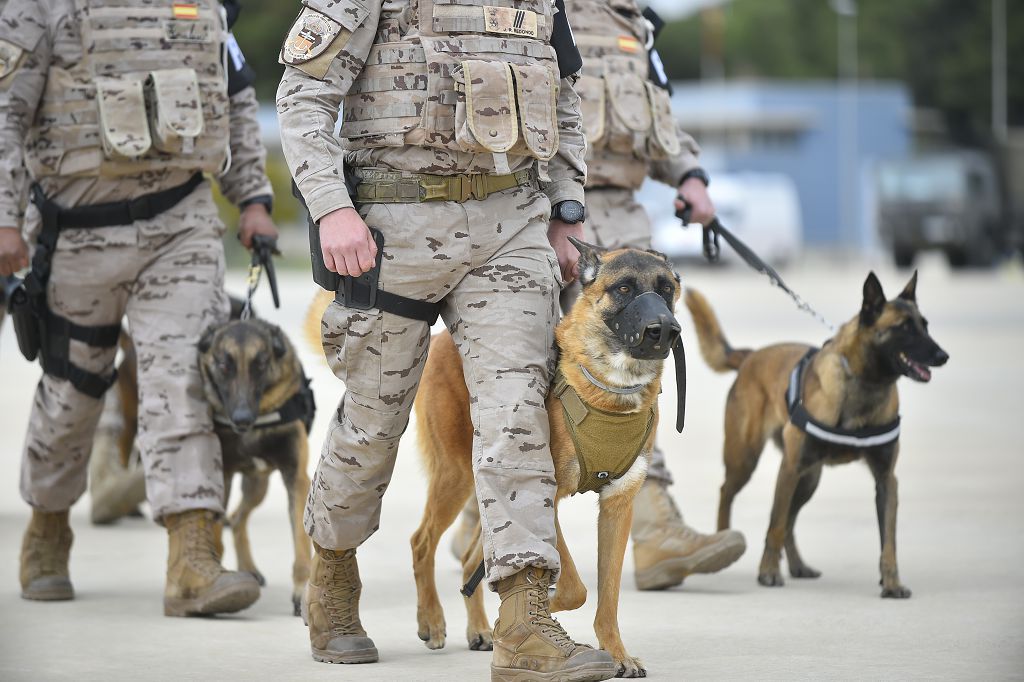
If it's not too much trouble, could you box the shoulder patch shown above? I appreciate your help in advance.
[281,7,345,65]
[0,39,25,81]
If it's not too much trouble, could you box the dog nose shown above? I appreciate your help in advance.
[231,407,256,430]
[933,348,949,366]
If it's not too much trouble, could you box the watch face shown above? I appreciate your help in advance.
[559,201,585,224]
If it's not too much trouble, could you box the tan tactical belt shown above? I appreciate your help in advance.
[352,168,537,204]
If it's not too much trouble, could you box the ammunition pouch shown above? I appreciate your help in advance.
[20,174,202,398]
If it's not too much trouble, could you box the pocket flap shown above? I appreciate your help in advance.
[606,72,652,132]
[646,82,681,158]
[460,60,518,153]
[576,74,606,143]
[147,69,205,142]
[510,62,557,160]
[95,77,152,159]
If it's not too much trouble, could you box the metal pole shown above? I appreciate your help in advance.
[993,0,1008,144]
[833,0,859,250]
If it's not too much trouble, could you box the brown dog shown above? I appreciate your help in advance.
[686,272,948,597]
[410,240,684,678]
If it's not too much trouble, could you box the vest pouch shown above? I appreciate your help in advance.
[576,74,606,150]
[145,69,205,155]
[645,82,681,160]
[508,62,558,161]
[96,77,152,160]
[604,70,652,156]
[453,59,519,154]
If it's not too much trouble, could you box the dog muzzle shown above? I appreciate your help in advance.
[606,292,682,360]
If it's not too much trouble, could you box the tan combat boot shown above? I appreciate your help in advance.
[20,509,74,601]
[491,567,616,682]
[631,479,746,590]
[164,510,260,617]
[304,544,378,664]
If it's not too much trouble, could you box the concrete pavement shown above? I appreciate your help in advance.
[1,256,1022,680]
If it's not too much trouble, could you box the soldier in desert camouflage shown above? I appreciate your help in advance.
[277,0,618,679]
[0,0,279,617]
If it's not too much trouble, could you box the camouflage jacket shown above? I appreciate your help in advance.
[0,0,273,231]
[276,0,587,223]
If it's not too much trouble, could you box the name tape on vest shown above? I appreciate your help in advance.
[484,6,539,38]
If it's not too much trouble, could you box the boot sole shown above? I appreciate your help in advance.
[21,586,74,601]
[635,536,746,591]
[164,580,260,617]
[491,661,618,682]
[311,647,379,664]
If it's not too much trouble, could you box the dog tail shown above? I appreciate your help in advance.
[303,290,334,360]
[684,288,751,372]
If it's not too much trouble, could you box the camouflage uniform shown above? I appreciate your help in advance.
[565,0,702,485]
[278,0,586,587]
[0,0,273,521]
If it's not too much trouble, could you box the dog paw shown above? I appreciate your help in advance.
[292,594,302,617]
[467,629,493,651]
[417,624,446,650]
[789,564,821,579]
[757,571,785,587]
[881,584,912,599]
[615,656,646,678]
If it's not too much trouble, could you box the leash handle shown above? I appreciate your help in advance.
[241,235,281,319]
[676,197,720,262]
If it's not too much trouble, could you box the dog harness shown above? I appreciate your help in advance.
[787,349,901,448]
[552,370,656,495]
[213,374,316,433]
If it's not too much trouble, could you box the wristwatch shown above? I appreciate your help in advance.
[551,200,586,224]
[239,195,274,213]
[679,168,710,188]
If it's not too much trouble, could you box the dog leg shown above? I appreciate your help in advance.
[550,502,587,613]
[594,491,645,678]
[282,440,313,616]
[867,449,910,598]
[461,531,492,651]
[230,472,270,587]
[718,420,766,531]
[758,428,804,587]
[411,465,474,651]
[784,464,822,579]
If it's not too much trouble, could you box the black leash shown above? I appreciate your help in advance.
[241,234,281,320]
[677,202,834,331]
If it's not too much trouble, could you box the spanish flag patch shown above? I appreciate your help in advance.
[173,3,199,19]
[617,36,641,53]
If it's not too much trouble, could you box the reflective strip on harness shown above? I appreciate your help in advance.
[786,349,901,448]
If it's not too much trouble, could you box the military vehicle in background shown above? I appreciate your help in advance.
[876,151,1020,268]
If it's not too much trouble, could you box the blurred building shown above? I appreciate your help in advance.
[673,80,912,248]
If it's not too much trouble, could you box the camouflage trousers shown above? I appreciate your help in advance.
[562,187,672,484]
[20,183,230,521]
[306,184,562,587]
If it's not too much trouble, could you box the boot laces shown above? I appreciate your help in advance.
[525,577,576,654]
[183,514,222,580]
[323,553,361,636]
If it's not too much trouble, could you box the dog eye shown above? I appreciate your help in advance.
[216,355,233,374]
[662,284,673,294]
[618,285,631,294]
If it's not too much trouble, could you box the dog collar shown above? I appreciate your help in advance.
[214,374,316,432]
[578,364,646,395]
[787,349,900,448]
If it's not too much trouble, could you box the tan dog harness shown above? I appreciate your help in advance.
[551,371,655,494]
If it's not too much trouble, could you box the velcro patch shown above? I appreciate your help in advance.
[484,6,539,38]
[172,3,199,20]
[281,7,346,65]
[617,35,641,53]
[0,39,24,81]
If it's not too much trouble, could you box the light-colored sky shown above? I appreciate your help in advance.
[647,0,727,20]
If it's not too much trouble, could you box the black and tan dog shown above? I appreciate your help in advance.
[686,272,948,597]
[196,317,315,616]
[411,239,684,678]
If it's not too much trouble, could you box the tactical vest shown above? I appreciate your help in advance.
[338,0,561,174]
[25,0,231,180]
[564,0,680,187]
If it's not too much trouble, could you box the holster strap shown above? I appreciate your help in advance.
[352,168,536,204]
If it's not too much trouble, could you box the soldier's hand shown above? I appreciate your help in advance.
[548,219,584,284]
[237,203,279,250]
[319,207,378,277]
[675,178,715,226]
[0,227,29,277]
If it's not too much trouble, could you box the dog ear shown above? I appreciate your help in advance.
[198,325,218,354]
[268,325,287,359]
[898,270,918,302]
[644,248,671,263]
[860,271,887,327]
[568,236,604,286]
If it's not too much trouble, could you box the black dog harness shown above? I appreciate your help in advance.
[213,374,316,433]
[787,349,901,448]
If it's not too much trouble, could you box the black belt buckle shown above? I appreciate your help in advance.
[336,228,385,311]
